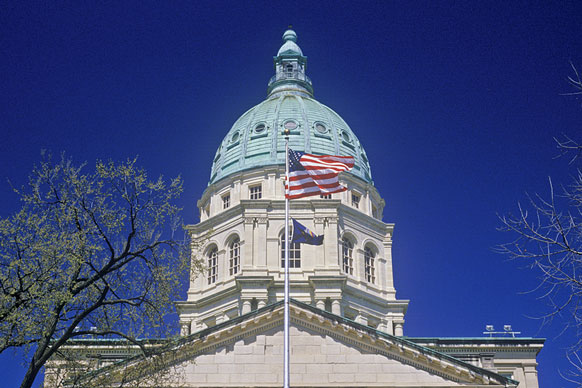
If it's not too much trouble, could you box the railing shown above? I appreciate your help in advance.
[268,72,312,86]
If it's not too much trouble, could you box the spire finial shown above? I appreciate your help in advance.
[282,28,297,43]
[268,28,313,98]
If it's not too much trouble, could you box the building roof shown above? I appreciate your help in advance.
[208,30,373,185]
[277,29,303,56]
[69,299,522,387]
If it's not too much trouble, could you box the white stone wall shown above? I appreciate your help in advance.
[180,325,461,387]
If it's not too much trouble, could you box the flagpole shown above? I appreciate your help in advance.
[284,130,290,388]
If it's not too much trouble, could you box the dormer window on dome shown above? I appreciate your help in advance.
[254,123,266,133]
[283,120,298,130]
[315,122,327,134]
[341,131,351,143]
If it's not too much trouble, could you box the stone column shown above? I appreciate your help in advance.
[364,188,370,215]
[394,321,404,336]
[383,231,395,291]
[233,179,241,204]
[256,217,268,267]
[314,217,326,268]
[380,320,394,335]
[252,218,258,266]
[243,217,254,270]
[331,300,341,316]
[378,257,387,291]
[241,300,252,315]
[325,217,339,268]
[267,171,277,198]
[180,322,190,336]
[316,299,325,310]
[524,365,539,388]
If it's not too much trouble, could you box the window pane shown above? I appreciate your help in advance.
[250,185,262,200]
[207,248,218,284]
[352,193,360,209]
[364,247,375,283]
[342,238,353,275]
[281,227,301,268]
[229,238,240,276]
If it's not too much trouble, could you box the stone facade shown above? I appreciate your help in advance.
[46,301,529,387]
[176,166,408,337]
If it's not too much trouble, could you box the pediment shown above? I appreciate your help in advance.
[76,301,515,387]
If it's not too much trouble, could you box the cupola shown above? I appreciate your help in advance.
[267,29,313,98]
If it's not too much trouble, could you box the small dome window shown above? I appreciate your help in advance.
[315,123,327,134]
[361,152,368,163]
[254,123,266,133]
[231,132,240,143]
[284,120,297,130]
[341,131,351,143]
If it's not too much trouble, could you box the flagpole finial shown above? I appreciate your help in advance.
[283,128,290,138]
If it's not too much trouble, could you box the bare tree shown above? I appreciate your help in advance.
[498,64,582,383]
[0,154,193,388]
[564,61,582,97]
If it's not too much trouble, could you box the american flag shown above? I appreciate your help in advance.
[286,149,355,199]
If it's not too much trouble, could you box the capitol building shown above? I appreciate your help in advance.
[45,29,543,388]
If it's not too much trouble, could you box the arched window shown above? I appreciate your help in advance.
[229,238,240,276]
[207,247,218,285]
[342,237,354,275]
[285,64,294,76]
[364,246,376,284]
[281,228,301,268]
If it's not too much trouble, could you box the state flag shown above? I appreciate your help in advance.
[291,219,324,245]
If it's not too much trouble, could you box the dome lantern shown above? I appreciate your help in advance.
[267,29,313,98]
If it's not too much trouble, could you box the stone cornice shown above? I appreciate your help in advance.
[408,337,545,355]
[180,283,239,308]
[339,203,394,233]
[308,274,347,289]
[342,283,409,312]
[235,275,274,289]
[186,204,244,234]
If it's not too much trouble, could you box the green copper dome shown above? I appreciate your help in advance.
[209,30,373,185]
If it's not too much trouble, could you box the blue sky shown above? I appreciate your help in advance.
[1,1,581,386]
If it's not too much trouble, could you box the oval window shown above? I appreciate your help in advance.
[284,121,297,130]
[231,132,240,143]
[342,131,351,143]
[255,123,266,133]
[315,123,327,133]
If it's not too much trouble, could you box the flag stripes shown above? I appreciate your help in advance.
[286,149,354,199]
